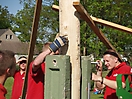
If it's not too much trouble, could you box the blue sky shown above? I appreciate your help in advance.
[0,0,23,15]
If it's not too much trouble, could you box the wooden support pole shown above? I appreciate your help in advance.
[72,2,123,60]
[21,0,42,99]
[73,2,115,50]
[59,0,81,99]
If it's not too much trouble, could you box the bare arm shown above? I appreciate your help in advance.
[103,78,125,89]
[93,73,125,90]
[94,60,106,90]
[32,36,67,72]
[92,73,105,90]
[32,49,51,72]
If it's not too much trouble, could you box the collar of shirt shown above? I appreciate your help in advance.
[113,62,126,70]
[0,84,7,95]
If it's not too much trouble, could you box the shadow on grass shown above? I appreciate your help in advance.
[98,96,104,98]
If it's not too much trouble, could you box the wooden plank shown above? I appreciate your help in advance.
[59,0,81,99]
[52,4,132,35]
[91,16,132,34]
[21,0,42,99]
[73,2,115,50]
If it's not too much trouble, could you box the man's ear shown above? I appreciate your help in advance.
[115,57,118,63]
[6,68,11,76]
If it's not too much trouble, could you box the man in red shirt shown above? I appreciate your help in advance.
[92,49,132,99]
[26,36,66,99]
[11,56,27,99]
[0,50,16,99]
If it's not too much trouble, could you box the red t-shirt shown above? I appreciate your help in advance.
[26,62,45,99]
[11,71,25,99]
[104,62,132,99]
[0,84,7,99]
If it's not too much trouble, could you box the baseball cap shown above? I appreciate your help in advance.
[16,56,27,64]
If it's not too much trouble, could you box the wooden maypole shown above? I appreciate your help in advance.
[59,0,81,99]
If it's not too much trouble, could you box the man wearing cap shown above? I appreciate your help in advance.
[11,56,27,99]
[92,49,132,99]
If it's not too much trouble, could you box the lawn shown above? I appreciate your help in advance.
[4,77,14,99]
[4,77,104,99]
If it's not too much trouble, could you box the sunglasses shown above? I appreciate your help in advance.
[20,60,27,64]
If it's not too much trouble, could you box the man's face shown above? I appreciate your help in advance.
[19,60,27,71]
[103,54,118,70]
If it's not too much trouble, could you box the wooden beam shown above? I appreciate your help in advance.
[21,0,42,99]
[73,2,115,50]
[91,16,132,34]
[52,4,132,35]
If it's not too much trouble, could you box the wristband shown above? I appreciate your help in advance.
[49,42,58,52]
[49,36,66,53]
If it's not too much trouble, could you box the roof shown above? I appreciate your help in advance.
[0,40,39,55]
[0,29,8,36]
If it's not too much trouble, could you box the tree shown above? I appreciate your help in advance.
[12,1,59,51]
[0,5,13,29]
[13,0,132,64]
[80,0,132,64]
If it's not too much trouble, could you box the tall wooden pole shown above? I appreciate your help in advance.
[59,0,81,99]
[21,0,42,99]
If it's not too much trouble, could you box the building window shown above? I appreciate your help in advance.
[6,34,8,39]
[6,34,13,39]
[10,35,13,39]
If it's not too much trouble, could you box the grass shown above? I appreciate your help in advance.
[4,77,14,99]
[4,77,104,99]
[91,92,104,99]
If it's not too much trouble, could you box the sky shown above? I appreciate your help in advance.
[0,0,23,15]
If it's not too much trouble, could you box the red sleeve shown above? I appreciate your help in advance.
[29,61,45,77]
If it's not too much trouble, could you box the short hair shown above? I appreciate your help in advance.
[0,50,15,76]
[103,49,122,62]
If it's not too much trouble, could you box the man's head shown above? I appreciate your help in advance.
[16,56,27,71]
[103,49,122,70]
[0,50,16,77]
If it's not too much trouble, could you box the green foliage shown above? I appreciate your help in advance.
[80,0,132,62]
[12,1,59,52]
[1,0,132,61]
[0,5,13,29]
